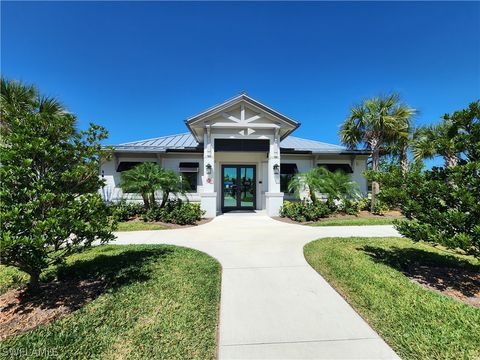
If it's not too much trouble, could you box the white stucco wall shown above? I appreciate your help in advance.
[280,154,369,201]
[100,153,203,203]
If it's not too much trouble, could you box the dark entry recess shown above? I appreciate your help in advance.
[215,139,269,152]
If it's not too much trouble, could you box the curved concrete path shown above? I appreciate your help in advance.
[114,212,401,359]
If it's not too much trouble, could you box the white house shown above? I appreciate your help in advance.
[100,94,370,217]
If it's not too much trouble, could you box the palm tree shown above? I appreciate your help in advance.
[1,78,66,121]
[322,169,360,202]
[288,167,359,204]
[120,163,164,209]
[157,168,187,208]
[387,111,415,173]
[120,163,187,209]
[412,120,459,168]
[288,167,326,204]
[339,93,415,209]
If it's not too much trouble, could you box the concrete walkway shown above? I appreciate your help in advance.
[114,212,401,359]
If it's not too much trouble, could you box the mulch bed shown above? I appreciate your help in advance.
[404,265,480,308]
[0,279,105,340]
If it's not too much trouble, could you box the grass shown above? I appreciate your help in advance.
[310,217,399,226]
[115,221,168,231]
[304,237,480,360]
[0,245,221,359]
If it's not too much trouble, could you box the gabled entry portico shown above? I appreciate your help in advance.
[186,93,300,217]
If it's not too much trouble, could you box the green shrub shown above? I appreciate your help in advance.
[110,200,145,221]
[371,200,390,216]
[280,200,331,222]
[370,102,480,258]
[339,199,361,215]
[143,200,204,225]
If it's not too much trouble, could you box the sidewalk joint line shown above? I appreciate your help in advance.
[220,337,378,347]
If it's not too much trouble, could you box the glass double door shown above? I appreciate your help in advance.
[222,165,256,211]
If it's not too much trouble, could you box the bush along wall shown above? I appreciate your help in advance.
[143,200,205,225]
[280,201,332,222]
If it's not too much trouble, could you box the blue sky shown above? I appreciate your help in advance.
[2,1,479,153]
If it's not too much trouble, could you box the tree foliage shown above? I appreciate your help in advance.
[0,78,115,287]
[370,101,480,258]
[339,93,415,209]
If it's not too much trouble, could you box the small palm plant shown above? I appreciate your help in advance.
[120,163,187,209]
[288,167,359,205]
[157,168,187,208]
[322,169,360,203]
[288,167,326,204]
[120,162,163,209]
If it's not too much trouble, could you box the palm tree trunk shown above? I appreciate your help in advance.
[371,148,380,211]
[142,193,150,209]
[445,153,459,168]
[399,146,409,173]
[309,184,317,204]
[160,191,169,208]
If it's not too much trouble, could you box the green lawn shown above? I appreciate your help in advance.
[304,237,480,360]
[115,221,168,231]
[0,245,221,359]
[310,217,400,226]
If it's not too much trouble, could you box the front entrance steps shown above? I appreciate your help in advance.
[220,210,267,216]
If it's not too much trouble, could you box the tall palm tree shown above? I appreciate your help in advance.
[339,93,415,209]
[412,120,459,168]
[1,78,66,121]
[389,108,416,173]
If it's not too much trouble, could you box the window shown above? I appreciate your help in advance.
[317,163,353,173]
[179,162,199,193]
[181,172,198,193]
[280,163,298,193]
[117,161,144,172]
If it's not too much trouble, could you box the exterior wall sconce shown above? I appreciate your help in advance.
[273,164,280,174]
[206,163,212,174]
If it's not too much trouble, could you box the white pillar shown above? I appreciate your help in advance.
[200,127,217,217]
[265,130,284,216]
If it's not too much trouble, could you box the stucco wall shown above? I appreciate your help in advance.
[100,153,203,203]
[100,152,369,206]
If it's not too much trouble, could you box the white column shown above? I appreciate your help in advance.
[265,130,284,216]
[200,126,217,217]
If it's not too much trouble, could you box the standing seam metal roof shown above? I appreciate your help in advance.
[113,133,359,154]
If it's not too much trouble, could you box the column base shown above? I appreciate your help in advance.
[200,192,217,218]
[265,192,284,217]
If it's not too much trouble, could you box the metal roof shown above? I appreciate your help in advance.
[112,133,369,155]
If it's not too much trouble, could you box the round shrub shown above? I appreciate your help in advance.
[280,201,331,222]
[143,200,204,225]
